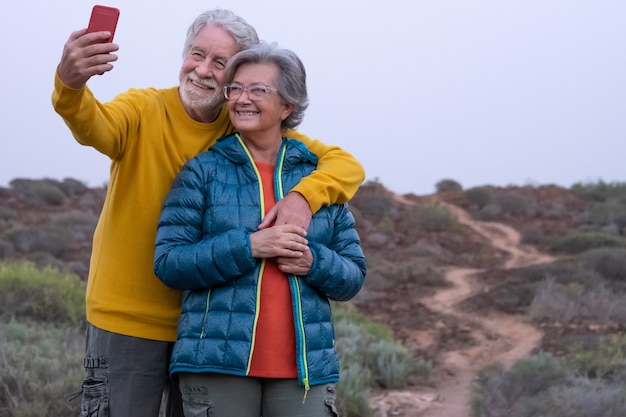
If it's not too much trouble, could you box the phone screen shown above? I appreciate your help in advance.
[87,5,120,42]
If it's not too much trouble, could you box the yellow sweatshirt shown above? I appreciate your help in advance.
[51,73,364,341]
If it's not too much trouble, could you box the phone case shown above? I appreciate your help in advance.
[87,5,120,42]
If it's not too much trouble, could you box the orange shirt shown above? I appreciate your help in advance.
[248,161,297,378]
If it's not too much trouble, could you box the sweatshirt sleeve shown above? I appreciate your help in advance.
[284,130,365,213]
[51,69,135,159]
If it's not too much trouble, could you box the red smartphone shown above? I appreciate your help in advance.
[86,5,120,43]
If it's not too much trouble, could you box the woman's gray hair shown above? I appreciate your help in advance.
[224,42,309,130]
[183,9,259,57]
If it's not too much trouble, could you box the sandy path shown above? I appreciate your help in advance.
[369,199,556,417]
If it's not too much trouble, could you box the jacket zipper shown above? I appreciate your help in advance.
[199,288,211,339]
[236,134,270,374]
[275,142,311,396]
[235,137,310,391]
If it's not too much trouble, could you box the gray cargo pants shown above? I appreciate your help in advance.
[178,372,339,417]
[69,323,183,417]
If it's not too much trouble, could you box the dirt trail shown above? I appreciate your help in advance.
[369,199,557,417]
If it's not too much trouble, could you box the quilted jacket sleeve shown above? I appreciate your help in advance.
[302,205,366,301]
[154,158,257,290]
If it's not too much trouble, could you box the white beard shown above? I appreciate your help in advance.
[179,83,224,113]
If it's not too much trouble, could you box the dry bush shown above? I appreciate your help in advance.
[364,255,444,292]
[571,180,626,203]
[528,277,625,324]
[580,247,626,282]
[334,304,419,417]
[399,204,460,232]
[357,194,394,219]
[516,261,586,284]
[464,187,491,209]
[587,201,626,233]
[4,226,72,258]
[470,350,626,417]
[0,207,17,222]
[9,178,67,207]
[552,231,626,254]
[58,178,88,196]
[435,178,463,193]
[0,320,84,417]
[520,225,545,245]
[0,241,15,259]
[471,353,568,417]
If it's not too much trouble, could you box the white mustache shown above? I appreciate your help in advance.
[187,73,218,90]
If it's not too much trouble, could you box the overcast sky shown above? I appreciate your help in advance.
[1,0,624,195]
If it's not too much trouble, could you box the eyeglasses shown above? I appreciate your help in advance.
[223,82,277,101]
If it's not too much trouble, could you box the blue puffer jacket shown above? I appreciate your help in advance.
[154,133,366,390]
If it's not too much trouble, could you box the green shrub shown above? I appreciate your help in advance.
[366,339,422,388]
[563,334,626,379]
[552,231,626,254]
[471,353,568,417]
[334,304,423,417]
[0,261,86,324]
[357,194,394,218]
[4,226,72,258]
[501,352,567,395]
[336,361,372,417]
[520,225,545,245]
[395,257,445,287]
[528,277,624,324]
[465,187,491,209]
[0,240,15,259]
[349,205,364,229]
[528,278,579,323]
[435,178,463,193]
[78,192,104,212]
[489,282,537,313]
[58,178,88,196]
[587,201,626,231]
[364,256,445,292]
[0,320,83,417]
[579,247,626,282]
[362,256,396,291]
[0,206,17,222]
[516,262,598,286]
[9,178,66,206]
[571,180,626,203]
[376,214,395,234]
[493,192,534,217]
[547,379,626,417]
[418,204,460,232]
[474,368,626,417]
[27,252,69,272]
[50,211,98,243]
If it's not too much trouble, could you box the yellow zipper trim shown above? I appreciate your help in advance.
[236,134,266,374]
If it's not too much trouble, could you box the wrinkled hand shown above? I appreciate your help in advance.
[250,224,308,259]
[57,29,119,89]
[258,192,312,230]
[276,249,313,275]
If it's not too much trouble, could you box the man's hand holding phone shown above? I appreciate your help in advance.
[56,5,121,89]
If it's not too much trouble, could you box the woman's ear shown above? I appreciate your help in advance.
[281,102,296,121]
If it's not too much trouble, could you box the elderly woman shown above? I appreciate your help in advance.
[154,42,366,417]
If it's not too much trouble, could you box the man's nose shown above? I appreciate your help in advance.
[195,60,213,77]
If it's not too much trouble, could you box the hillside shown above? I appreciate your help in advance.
[1,177,626,416]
